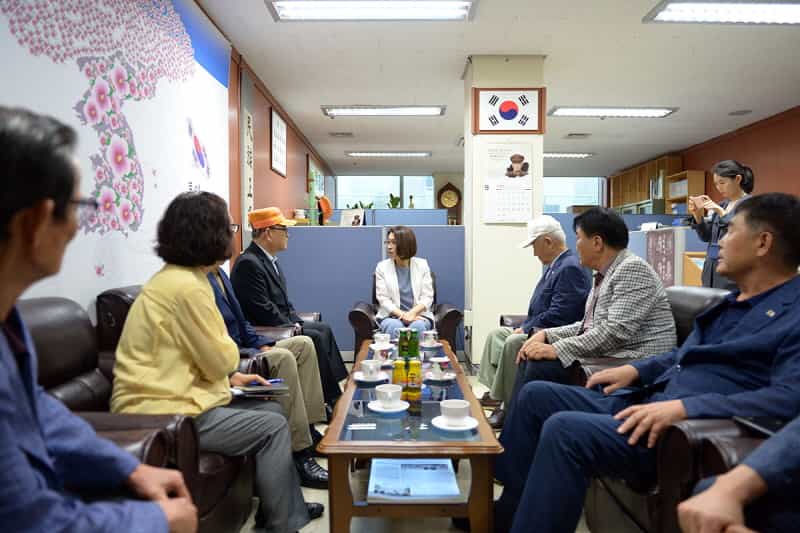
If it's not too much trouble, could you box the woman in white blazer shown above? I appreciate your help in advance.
[375,226,435,339]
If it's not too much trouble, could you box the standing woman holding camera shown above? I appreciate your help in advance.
[688,159,754,289]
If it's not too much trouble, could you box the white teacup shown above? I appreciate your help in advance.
[361,359,382,380]
[376,384,402,408]
[374,344,394,362]
[421,330,439,347]
[440,399,470,426]
[373,333,391,346]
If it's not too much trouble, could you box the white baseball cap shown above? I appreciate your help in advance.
[518,215,564,248]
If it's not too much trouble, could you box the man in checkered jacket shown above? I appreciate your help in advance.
[503,207,677,419]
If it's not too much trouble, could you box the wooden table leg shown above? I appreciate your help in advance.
[468,456,493,532]
[328,455,353,533]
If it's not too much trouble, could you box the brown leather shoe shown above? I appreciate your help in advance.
[488,406,505,430]
[479,391,502,408]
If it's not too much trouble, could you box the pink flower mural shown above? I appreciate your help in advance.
[0,0,196,237]
[117,199,134,228]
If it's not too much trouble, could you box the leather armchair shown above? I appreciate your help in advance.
[349,271,463,352]
[583,286,734,533]
[17,297,181,464]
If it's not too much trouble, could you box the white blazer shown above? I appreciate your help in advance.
[375,257,435,323]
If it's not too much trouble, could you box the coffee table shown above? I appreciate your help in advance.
[318,340,503,532]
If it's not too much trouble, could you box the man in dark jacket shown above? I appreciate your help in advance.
[484,193,800,533]
[231,207,348,406]
[477,215,590,428]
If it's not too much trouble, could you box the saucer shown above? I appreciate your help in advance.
[431,415,479,432]
[424,371,456,383]
[429,356,449,365]
[420,342,443,350]
[370,342,394,352]
[353,371,390,385]
[367,400,409,414]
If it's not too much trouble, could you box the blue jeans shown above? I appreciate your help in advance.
[379,317,431,340]
[495,381,657,533]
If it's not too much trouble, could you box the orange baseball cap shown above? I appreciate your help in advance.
[247,207,297,230]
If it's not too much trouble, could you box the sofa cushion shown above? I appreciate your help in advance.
[18,297,98,389]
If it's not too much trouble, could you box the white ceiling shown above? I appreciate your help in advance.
[198,0,800,177]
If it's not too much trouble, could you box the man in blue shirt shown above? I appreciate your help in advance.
[0,106,196,532]
[678,415,800,533]
[477,216,590,428]
[483,193,800,533]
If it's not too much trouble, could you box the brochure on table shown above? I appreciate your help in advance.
[367,458,463,504]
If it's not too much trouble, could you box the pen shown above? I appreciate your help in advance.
[248,378,284,385]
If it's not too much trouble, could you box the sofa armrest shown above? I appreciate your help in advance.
[499,314,527,328]
[237,353,271,376]
[654,419,748,533]
[77,412,189,467]
[254,325,296,341]
[701,435,765,478]
[433,303,463,351]
[298,312,321,322]
[349,301,378,347]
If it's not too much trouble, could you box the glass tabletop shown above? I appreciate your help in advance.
[339,348,480,443]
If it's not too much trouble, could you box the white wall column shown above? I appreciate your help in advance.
[464,55,545,362]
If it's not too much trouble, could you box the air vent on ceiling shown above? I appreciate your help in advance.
[565,132,591,139]
[329,131,354,138]
[728,109,752,116]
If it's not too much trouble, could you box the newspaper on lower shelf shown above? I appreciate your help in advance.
[367,458,464,504]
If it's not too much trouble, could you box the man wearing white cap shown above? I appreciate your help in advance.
[478,215,591,429]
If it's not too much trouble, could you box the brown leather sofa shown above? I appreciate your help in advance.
[348,271,464,359]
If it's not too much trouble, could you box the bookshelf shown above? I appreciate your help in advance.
[609,155,683,213]
[666,170,706,215]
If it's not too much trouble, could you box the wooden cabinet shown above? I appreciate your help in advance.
[609,155,683,213]
[666,170,706,214]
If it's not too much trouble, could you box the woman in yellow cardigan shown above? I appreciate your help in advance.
[111,192,323,533]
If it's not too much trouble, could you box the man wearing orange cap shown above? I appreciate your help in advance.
[231,207,348,407]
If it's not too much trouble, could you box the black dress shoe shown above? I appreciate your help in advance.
[479,391,502,408]
[295,455,329,489]
[452,516,470,531]
[306,502,324,520]
[488,406,505,430]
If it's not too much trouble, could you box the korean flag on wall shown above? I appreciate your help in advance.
[478,89,541,133]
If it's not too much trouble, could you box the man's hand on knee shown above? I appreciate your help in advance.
[614,399,687,448]
[585,365,639,394]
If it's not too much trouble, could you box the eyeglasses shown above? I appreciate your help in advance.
[270,225,288,233]
[69,197,99,211]
[383,240,396,245]
[230,223,240,234]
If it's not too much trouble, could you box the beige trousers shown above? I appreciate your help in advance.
[264,335,326,451]
[477,327,528,405]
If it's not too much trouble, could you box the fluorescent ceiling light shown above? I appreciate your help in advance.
[270,1,474,21]
[322,105,446,117]
[346,151,432,158]
[549,107,677,118]
[643,1,800,24]
[544,152,594,159]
